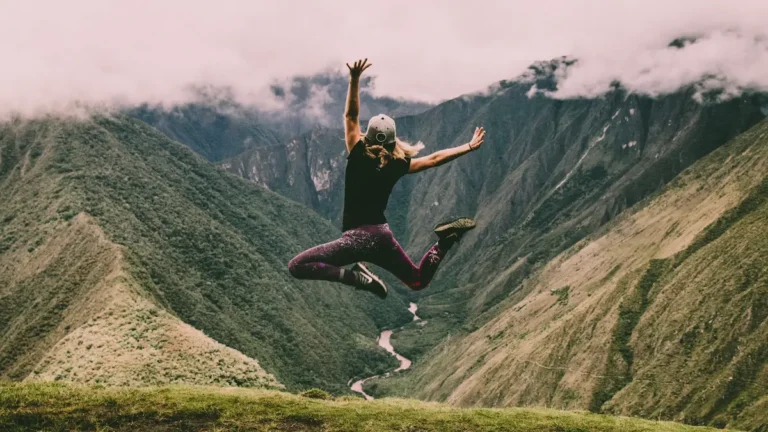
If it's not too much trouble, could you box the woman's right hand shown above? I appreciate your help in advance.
[346,58,372,79]
[469,127,486,151]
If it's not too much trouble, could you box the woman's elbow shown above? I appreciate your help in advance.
[429,155,443,168]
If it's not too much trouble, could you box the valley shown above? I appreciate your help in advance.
[147,64,768,429]
[350,302,421,400]
[0,116,411,394]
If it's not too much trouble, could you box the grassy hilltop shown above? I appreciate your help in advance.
[0,383,724,432]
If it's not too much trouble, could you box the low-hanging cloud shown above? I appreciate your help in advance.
[538,30,768,101]
[2,0,768,118]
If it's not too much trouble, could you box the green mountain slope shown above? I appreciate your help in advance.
[368,119,768,430]
[130,104,284,162]
[0,116,411,393]
[382,85,764,321]
[220,70,765,339]
[0,383,721,432]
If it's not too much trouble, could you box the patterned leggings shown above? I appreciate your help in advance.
[288,224,451,290]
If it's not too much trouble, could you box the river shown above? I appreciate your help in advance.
[350,302,420,400]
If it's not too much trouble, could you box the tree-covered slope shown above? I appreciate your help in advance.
[0,116,411,393]
[386,83,764,321]
[130,104,284,162]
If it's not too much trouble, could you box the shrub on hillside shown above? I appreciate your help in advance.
[299,388,332,400]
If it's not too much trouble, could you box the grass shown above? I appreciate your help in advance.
[550,286,571,307]
[590,259,669,412]
[0,382,724,432]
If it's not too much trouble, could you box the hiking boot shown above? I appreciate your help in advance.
[351,262,388,299]
[434,217,476,243]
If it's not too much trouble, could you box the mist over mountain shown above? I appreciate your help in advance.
[130,71,432,161]
[265,71,435,135]
[4,1,768,119]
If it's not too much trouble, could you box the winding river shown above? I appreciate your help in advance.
[350,302,420,400]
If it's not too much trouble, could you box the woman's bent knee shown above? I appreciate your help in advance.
[288,256,304,278]
[406,279,428,291]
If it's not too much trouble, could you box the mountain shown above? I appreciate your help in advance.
[130,103,284,162]
[215,60,768,429]
[264,70,435,138]
[220,63,765,271]
[369,117,768,431]
[0,115,412,393]
[219,126,351,229]
[132,71,434,162]
[387,81,764,322]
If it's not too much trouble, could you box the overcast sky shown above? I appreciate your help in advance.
[1,0,767,117]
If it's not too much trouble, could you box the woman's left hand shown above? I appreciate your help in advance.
[469,127,486,151]
[346,58,372,79]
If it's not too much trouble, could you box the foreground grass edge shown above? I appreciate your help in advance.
[0,382,727,431]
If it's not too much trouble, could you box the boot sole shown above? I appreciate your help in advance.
[434,217,476,238]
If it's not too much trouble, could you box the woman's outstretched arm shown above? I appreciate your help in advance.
[344,59,371,153]
[408,127,485,174]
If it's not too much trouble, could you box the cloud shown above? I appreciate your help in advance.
[1,0,767,118]
[548,30,768,100]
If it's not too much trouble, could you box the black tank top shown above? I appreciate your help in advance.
[342,140,411,231]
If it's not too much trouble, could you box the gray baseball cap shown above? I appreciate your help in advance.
[365,114,396,145]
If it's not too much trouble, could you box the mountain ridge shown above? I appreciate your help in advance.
[0,115,411,393]
[131,71,434,162]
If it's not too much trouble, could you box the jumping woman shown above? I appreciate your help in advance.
[288,58,486,298]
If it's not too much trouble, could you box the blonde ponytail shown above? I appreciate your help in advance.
[394,138,425,158]
[363,137,424,168]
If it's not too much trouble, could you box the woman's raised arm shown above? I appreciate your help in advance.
[409,127,485,174]
[344,59,371,153]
